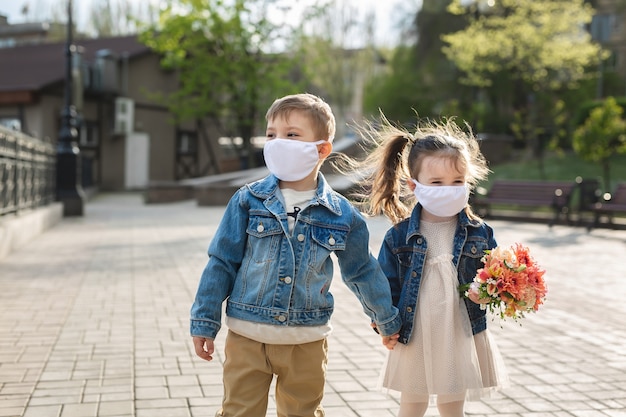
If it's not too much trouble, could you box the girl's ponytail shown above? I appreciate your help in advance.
[366,132,413,224]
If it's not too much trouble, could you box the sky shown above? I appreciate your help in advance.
[0,0,422,47]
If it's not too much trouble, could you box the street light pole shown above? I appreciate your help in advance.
[56,0,85,216]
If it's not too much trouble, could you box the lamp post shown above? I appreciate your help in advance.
[56,0,85,216]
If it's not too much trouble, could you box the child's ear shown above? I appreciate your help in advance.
[318,141,333,159]
[406,178,417,191]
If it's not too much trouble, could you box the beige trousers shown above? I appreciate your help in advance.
[217,330,327,417]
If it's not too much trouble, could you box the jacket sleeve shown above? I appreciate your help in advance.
[190,189,248,339]
[377,232,403,308]
[335,207,401,337]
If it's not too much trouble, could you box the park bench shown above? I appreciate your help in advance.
[472,179,577,226]
[589,183,626,229]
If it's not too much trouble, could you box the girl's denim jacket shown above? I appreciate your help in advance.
[377,204,497,345]
[190,173,401,340]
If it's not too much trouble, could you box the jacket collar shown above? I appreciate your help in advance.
[405,203,481,244]
[246,173,343,216]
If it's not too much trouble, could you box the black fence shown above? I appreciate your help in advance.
[0,126,56,216]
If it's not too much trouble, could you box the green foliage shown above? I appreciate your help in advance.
[138,0,302,162]
[362,3,469,124]
[443,0,604,90]
[363,46,429,123]
[441,0,607,170]
[486,152,626,192]
[294,2,380,136]
[574,96,626,127]
[572,97,626,189]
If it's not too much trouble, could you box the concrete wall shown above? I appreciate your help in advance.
[0,203,63,261]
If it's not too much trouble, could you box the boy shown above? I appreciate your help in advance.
[190,93,401,417]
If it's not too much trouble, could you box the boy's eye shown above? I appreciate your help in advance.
[286,132,299,137]
[266,133,276,138]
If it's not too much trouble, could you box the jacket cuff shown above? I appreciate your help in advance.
[375,311,402,337]
[190,318,220,339]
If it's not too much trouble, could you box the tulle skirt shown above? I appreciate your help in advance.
[378,255,509,404]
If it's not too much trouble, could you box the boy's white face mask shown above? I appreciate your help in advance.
[263,138,326,181]
[412,179,469,217]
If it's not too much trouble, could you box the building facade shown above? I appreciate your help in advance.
[0,29,229,192]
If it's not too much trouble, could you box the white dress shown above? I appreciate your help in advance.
[379,219,508,404]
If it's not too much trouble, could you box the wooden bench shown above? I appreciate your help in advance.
[473,180,577,226]
[589,183,626,229]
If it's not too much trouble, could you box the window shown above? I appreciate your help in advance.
[79,121,99,147]
[591,14,617,42]
[177,130,198,155]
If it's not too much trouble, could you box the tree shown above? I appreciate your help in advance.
[573,96,626,191]
[442,0,605,174]
[294,1,381,136]
[139,0,303,171]
[88,0,159,37]
[362,0,472,126]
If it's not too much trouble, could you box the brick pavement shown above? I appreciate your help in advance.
[0,193,625,417]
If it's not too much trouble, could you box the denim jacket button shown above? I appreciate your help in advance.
[297,234,305,242]
[406,307,413,313]
[411,271,417,277]
[277,315,286,322]
[416,237,423,244]
[471,246,477,254]
[284,276,292,284]
[257,224,264,233]
[328,236,336,245]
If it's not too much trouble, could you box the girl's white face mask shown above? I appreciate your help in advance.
[412,179,469,217]
[263,138,326,181]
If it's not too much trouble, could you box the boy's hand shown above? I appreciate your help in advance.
[193,336,215,361]
[381,333,399,350]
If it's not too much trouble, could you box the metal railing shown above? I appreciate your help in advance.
[0,126,56,216]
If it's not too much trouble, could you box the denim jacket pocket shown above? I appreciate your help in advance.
[395,249,414,286]
[458,237,490,284]
[310,225,347,251]
[246,214,283,262]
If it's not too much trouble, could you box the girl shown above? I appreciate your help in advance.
[353,115,508,417]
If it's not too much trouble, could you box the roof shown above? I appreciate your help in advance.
[0,35,151,93]
[0,21,50,36]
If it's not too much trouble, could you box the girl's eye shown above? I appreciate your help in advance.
[266,133,275,138]
[286,132,298,137]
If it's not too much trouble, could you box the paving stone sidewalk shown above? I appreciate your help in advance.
[0,193,625,417]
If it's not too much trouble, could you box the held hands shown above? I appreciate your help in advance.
[371,322,399,350]
[381,333,400,350]
[192,336,215,361]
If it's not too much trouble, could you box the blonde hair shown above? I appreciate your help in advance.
[266,93,336,142]
[347,114,489,224]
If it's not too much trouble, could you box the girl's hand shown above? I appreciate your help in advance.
[192,336,215,361]
[382,333,399,350]
[467,282,491,304]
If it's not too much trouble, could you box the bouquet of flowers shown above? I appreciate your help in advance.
[462,243,547,321]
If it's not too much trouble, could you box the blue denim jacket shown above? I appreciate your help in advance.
[377,204,497,345]
[190,173,401,340]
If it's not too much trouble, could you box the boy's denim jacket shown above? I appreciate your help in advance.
[377,204,497,345]
[190,173,401,340]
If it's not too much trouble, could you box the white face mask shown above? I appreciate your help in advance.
[412,179,469,217]
[263,138,326,181]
